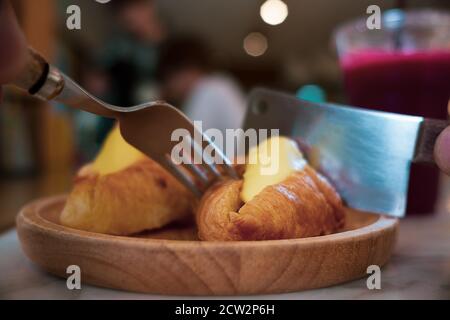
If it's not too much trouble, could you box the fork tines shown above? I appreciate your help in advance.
[164,133,238,197]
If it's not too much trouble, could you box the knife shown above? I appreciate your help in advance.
[243,88,447,218]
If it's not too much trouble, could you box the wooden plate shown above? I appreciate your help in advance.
[16,195,398,296]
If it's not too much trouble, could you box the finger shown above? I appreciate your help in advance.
[434,126,450,175]
[0,0,27,85]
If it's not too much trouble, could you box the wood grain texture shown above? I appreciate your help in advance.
[16,195,398,296]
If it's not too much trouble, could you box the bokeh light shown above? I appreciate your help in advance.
[260,0,289,26]
[243,32,268,57]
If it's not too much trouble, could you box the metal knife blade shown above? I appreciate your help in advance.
[243,88,447,218]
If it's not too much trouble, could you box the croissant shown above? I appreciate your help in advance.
[196,140,345,241]
[60,126,194,235]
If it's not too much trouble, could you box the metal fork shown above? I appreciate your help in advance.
[11,48,238,196]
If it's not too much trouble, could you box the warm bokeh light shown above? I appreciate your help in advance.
[260,0,289,26]
[243,32,268,57]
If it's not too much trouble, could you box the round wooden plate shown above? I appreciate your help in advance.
[16,195,398,296]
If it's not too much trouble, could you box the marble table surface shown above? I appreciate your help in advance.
[1,211,450,300]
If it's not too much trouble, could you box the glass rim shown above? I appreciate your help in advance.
[334,8,450,41]
[333,8,450,56]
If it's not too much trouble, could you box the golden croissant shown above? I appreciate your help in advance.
[196,137,345,241]
[60,126,194,235]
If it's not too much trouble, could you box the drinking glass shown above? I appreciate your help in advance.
[335,9,450,214]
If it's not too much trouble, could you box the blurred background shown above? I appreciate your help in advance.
[0,0,449,231]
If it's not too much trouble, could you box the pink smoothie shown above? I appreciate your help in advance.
[342,50,450,214]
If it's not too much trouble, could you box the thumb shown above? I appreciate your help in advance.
[434,126,450,175]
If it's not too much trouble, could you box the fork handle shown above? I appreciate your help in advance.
[12,47,64,100]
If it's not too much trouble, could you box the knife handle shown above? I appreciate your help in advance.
[12,47,64,100]
[414,119,448,163]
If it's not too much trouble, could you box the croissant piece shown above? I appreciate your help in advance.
[60,126,194,235]
[197,166,345,241]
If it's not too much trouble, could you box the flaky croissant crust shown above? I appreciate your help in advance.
[60,159,194,235]
[196,166,345,241]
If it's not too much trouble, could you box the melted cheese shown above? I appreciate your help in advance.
[91,126,145,176]
[241,136,306,202]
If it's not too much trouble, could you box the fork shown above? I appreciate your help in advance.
[11,48,238,196]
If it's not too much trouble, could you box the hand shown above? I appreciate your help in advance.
[434,104,450,174]
[0,0,27,100]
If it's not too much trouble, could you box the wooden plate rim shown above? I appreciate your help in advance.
[17,195,399,249]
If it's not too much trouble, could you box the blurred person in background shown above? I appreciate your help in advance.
[105,0,166,106]
[93,0,167,143]
[157,37,246,134]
